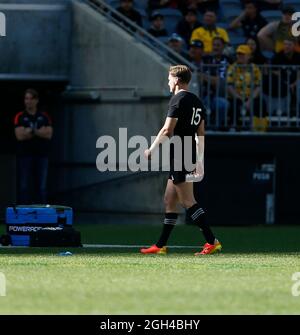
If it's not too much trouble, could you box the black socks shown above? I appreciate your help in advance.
[156,213,178,248]
[187,204,215,245]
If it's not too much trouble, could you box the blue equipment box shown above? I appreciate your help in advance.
[5,205,73,246]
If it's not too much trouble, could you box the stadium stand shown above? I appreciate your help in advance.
[261,9,283,22]
[221,0,242,11]
[99,0,300,132]
[153,8,183,35]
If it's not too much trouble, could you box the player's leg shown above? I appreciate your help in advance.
[140,179,179,254]
[156,179,179,247]
[173,181,221,255]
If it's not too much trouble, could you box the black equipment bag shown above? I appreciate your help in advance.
[30,227,82,247]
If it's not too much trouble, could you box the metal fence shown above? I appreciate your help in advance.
[196,64,300,132]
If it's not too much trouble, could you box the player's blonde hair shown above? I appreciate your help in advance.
[169,65,192,84]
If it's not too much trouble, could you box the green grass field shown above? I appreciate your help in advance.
[0,223,300,315]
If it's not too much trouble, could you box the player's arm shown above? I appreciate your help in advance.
[144,117,178,159]
[196,120,205,164]
[15,127,34,141]
[193,120,205,180]
[34,126,53,140]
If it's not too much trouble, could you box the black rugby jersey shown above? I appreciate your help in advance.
[167,90,206,165]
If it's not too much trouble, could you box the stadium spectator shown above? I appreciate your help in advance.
[257,6,300,53]
[187,39,205,68]
[14,89,53,204]
[201,37,231,126]
[270,39,300,109]
[167,33,187,60]
[204,37,231,74]
[148,12,168,37]
[229,1,268,39]
[176,8,201,45]
[227,45,267,130]
[246,37,267,64]
[116,0,142,28]
[190,10,230,54]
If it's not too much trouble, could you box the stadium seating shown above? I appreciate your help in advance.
[217,22,228,30]
[229,35,246,48]
[221,0,242,12]
[261,10,282,23]
[157,36,169,45]
[262,50,274,60]
[137,8,148,27]
[223,8,243,22]
[134,0,148,11]
[284,0,300,11]
[106,0,119,8]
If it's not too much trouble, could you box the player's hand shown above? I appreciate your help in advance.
[193,161,204,181]
[144,149,152,160]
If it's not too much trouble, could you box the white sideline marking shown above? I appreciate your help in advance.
[83,244,199,249]
[0,244,199,249]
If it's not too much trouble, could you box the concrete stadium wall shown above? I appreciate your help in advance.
[0,1,71,77]
[50,99,172,214]
[49,1,176,214]
[70,1,170,91]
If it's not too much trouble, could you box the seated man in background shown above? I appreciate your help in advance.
[229,0,267,39]
[190,10,229,54]
[167,33,188,60]
[116,0,142,28]
[14,89,53,204]
[246,37,268,65]
[227,45,267,131]
[270,38,300,115]
[257,6,300,53]
[187,39,205,68]
[176,7,201,45]
[148,11,168,37]
[201,37,231,127]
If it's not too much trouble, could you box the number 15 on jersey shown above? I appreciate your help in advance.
[191,107,202,126]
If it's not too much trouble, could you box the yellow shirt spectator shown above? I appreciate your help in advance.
[227,62,261,98]
[190,26,229,53]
